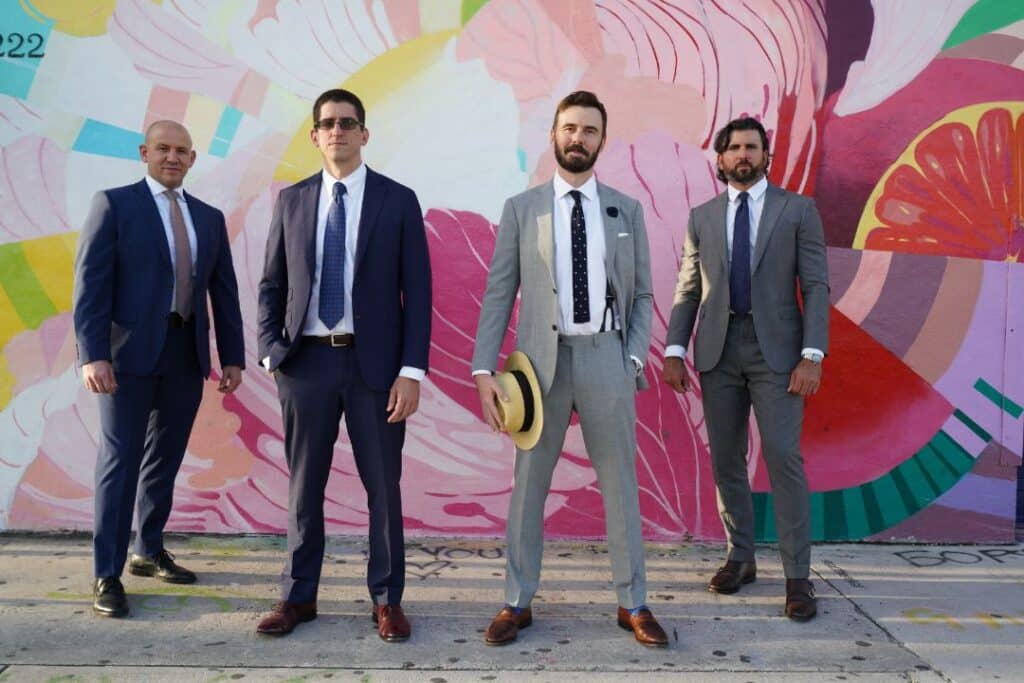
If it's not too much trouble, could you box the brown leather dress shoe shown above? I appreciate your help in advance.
[484,606,532,645]
[372,604,411,641]
[785,579,817,621]
[708,560,757,594]
[256,601,317,636]
[617,607,668,647]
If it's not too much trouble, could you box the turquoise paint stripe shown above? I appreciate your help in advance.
[73,120,144,160]
[974,378,1023,418]
[516,148,527,173]
[0,3,53,98]
[953,408,992,442]
[809,492,825,541]
[209,106,243,157]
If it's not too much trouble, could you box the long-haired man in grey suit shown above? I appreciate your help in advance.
[663,117,829,621]
[472,91,667,648]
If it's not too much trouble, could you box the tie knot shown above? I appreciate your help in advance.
[164,189,179,201]
[333,182,347,202]
[737,191,749,204]
[569,189,582,206]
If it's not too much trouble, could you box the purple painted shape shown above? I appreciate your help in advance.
[932,474,1015,518]
[824,0,874,99]
[1002,264,1024,449]
[826,247,862,303]
[935,260,1018,447]
[859,251,945,358]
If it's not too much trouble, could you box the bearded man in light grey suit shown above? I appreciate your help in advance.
[472,91,667,648]
[663,117,829,621]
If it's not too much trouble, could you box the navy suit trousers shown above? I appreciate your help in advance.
[275,340,406,605]
[93,323,203,578]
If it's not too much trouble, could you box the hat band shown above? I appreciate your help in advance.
[510,370,535,433]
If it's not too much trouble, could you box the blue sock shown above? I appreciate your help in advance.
[627,604,649,615]
[504,604,523,614]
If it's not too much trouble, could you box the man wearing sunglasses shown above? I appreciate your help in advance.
[256,89,432,640]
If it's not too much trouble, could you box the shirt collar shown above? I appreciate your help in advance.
[727,175,768,203]
[553,173,598,203]
[145,175,184,199]
[322,163,366,192]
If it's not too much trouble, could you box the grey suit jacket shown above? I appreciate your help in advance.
[666,183,829,373]
[473,180,653,395]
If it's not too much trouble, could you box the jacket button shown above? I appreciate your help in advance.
[551,324,557,331]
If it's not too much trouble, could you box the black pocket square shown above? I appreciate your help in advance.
[606,206,619,218]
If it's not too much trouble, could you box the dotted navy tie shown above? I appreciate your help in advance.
[729,191,752,315]
[569,190,590,324]
[319,181,347,328]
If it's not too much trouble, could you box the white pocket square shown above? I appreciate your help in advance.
[617,232,629,237]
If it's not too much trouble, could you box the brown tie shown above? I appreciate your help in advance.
[165,189,193,319]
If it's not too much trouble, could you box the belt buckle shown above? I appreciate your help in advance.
[329,333,346,347]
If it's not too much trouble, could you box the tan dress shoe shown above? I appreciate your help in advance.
[617,607,668,647]
[484,606,532,645]
[256,601,317,636]
[373,604,411,641]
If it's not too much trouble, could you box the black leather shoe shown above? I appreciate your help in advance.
[785,578,817,621]
[129,549,197,584]
[708,560,757,594]
[93,577,129,618]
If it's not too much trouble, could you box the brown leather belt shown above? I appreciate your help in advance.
[168,312,193,328]
[304,333,355,348]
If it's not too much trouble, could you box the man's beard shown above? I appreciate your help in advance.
[555,143,599,174]
[725,159,766,184]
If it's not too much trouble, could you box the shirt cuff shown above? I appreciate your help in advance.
[472,369,493,377]
[399,366,425,382]
[800,347,825,362]
[629,355,644,375]
[261,356,270,371]
[664,345,687,359]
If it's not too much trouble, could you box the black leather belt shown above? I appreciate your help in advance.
[168,312,193,328]
[304,333,355,348]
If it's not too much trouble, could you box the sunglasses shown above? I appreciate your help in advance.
[314,117,363,131]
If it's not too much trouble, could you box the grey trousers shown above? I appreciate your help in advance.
[699,314,811,578]
[504,331,647,609]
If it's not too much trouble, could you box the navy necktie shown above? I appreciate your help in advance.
[729,191,751,315]
[569,190,590,324]
[319,181,347,329]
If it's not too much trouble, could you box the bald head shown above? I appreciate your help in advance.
[139,120,196,189]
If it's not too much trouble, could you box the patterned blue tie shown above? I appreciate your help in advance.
[729,191,751,314]
[318,181,347,328]
[569,190,590,323]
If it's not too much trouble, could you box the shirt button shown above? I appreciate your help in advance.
[551,325,557,331]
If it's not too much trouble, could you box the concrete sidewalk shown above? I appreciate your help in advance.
[0,534,1021,682]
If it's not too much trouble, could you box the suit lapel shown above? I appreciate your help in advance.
[596,183,618,274]
[752,184,787,273]
[298,173,320,283]
[535,182,555,282]
[355,167,385,275]
[136,180,173,273]
[183,192,207,278]
[707,191,730,272]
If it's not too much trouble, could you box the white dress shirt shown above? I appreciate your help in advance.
[665,176,822,362]
[145,175,198,313]
[262,164,423,380]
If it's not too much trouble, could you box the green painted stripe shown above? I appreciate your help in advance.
[954,408,993,442]
[810,492,825,541]
[943,0,1024,49]
[932,430,976,472]
[918,442,961,491]
[974,378,1023,419]
[753,493,777,542]
[889,467,921,516]
[901,456,941,504]
[860,482,885,535]
[824,490,847,539]
[870,475,908,529]
[0,242,58,328]
[461,0,489,24]
[842,486,872,540]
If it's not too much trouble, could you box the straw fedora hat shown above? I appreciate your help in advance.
[493,351,544,450]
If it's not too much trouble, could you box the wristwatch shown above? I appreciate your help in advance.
[801,350,824,364]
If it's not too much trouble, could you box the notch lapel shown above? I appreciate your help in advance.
[298,174,320,286]
[707,191,730,272]
[597,183,618,275]
[752,184,787,273]
[183,192,208,280]
[136,180,173,274]
[535,183,555,282]
[355,167,385,275]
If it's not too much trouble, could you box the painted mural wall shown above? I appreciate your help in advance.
[0,0,1021,543]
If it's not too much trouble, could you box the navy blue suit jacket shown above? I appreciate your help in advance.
[73,179,245,377]
[257,168,431,392]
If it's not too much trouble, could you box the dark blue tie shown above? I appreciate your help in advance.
[729,191,751,314]
[569,190,590,323]
[319,181,347,328]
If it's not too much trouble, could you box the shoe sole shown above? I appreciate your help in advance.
[707,574,756,595]
[786,608,817,622]
[93,605,129,618]
[484,616,532,646]
[617,620,668,648]
[256,613,317,637]
[128,566,196,584]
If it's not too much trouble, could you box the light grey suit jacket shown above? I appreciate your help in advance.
[473,181,653,395]
[666,183,829,373]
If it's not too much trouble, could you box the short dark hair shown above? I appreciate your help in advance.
[551,90,607,136]
[713,117,771,182]
[312,88,366,126]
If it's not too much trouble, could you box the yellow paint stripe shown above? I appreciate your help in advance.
[22,233,76,313]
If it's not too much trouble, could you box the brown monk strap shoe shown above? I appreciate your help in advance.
[256,601,317,636]
[785,579,817,621]
[708,560,757,594]
[617,606,668,647]
[484,606,532,645]
[372,604,411,641]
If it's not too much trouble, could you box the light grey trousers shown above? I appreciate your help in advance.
[504,331,647,609]
[699,314,811,578]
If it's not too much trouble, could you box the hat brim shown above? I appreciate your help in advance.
[503,351,544,451]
